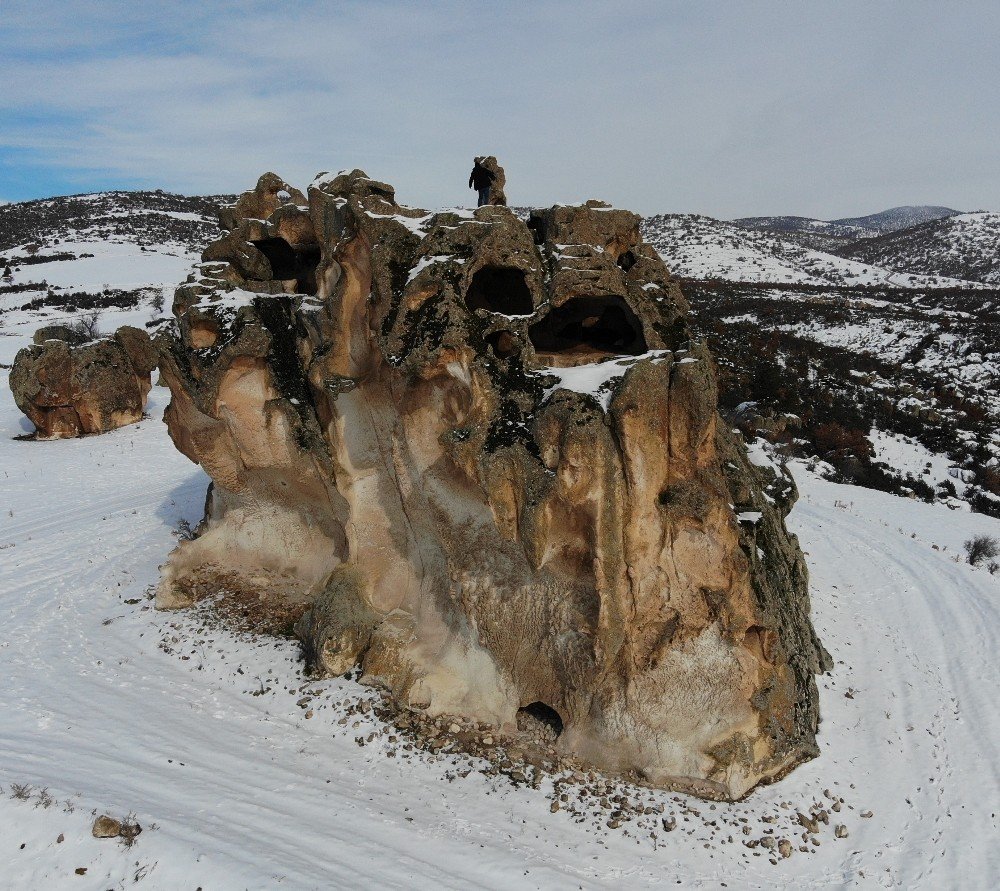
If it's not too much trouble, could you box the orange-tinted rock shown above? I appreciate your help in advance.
[156,169,829,799]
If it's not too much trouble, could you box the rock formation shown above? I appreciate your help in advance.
[11,325,158,439]
[477,156,507,206]
[156,169,829,800]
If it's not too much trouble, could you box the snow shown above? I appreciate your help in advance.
[868,428,956,490]
[536,350,671,411]
[746,438,783,475]
[642,213,981,288]
[1,386,998,887]
[3,240,196,293]
[2,192,1000,888]
[406,254,462,284]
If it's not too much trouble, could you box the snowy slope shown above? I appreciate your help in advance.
[0,379,998,888]
[0,192,221,365]
[642,214,978,288]
[831,205,960,234]
[841,212,1000,286]
[731,215,873,251]
[734,207,959,243]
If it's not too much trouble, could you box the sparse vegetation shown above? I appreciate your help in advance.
[964,535,999,567]
[119,812,143,847]
[9,782,32,801]
[68,308,103,341]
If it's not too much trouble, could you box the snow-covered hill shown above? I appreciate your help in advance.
[731,206,961,252]
[733,215,870,238]
[831,205,960,234]
[0,192,227,365]
[840,212,1000,286]
[641,213,978,288]
[0,381,997,888]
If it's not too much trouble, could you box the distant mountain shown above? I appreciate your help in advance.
[839,211,1000,286]
[729,216,869,253]
[641,213,976,288]
[732,206,962,252]
[831,205,961,234]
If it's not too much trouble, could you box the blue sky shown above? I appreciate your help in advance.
[2,1,999,217]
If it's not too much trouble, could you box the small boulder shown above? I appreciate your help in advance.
[32,324,86,346]
[91,815,121,838]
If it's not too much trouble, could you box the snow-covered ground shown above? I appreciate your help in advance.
[844,212,1000,286]
[868,428,958,491]
[642,214,981,288]
[1,374,998,888]
[0,241,196,367]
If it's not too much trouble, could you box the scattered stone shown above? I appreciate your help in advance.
[91,815,121,838]
[835,824,849,838]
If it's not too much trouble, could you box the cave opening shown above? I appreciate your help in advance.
[616,249,637,272]
[516,701,564,742]
[528,295,647,362]
[527,216,545,245]
[251,237,320,295]
[465,266,534,316]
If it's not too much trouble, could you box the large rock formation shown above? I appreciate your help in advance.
[156,169,829,800]
[11,326,158,439]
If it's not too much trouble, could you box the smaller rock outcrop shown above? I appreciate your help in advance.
[33,324,87,346]
[479,156,507,205]
[10,325,158,439]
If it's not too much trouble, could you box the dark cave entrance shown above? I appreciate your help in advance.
[528,295,647,362]
[251,237,320,295]
[616,249,637,272]
[465,266,534,315]
[516,701,564,743]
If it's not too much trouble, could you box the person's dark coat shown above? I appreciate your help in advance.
[469,162,495,190]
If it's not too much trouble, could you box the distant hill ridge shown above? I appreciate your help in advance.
[734,205,961,238]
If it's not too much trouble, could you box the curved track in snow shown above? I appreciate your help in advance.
[0,381,998,889]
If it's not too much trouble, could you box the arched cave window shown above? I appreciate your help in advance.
[251,237,320,295]
[465,266,534,316]
[528,295,647,360]
[616,250,637,272]
[516,701,564,742]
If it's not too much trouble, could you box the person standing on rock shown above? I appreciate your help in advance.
[469,157,496,207]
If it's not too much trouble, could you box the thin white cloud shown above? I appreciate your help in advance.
[2,1,998,216]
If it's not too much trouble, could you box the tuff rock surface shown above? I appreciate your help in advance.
[156,169,829,799]
[11,325,157,439]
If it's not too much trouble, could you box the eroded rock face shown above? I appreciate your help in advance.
[156,169,829,799]
[11,326,158,439]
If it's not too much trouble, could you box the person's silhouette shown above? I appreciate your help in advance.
[469,157,496,207]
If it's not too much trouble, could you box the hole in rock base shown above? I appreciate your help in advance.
[516,701,564,744]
